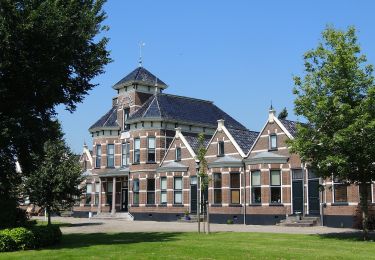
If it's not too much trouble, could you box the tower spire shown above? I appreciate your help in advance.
[139,41,145,67]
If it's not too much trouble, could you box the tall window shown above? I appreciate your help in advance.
[270,170,281,203]
[213,173,222,204]
[160,177,167,204]
[123,108,130,130]
[95,145,101,168]
[218,141,224,156]
[94,182,100,206]
[147,179,155,204]
[107,144,114,168]
[85,183,92,205]
[122,142,130,166]
[269,134,277,150]
[134,138,140,163]
[175,147,181,161]
[333,178,348,203]
[147,137,156,163]
[107,182,113,205]
[174,177,183,204]
[133,179,139,205]
[251,171,261,204]
[230,173,240,204]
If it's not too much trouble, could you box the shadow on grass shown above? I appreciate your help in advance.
[49,232,182,250]
[55,222,103,228]
[317,231,375,241]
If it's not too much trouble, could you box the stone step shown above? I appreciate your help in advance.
[92,212,133,221]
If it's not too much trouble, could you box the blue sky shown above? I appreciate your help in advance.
[57,0,375,153]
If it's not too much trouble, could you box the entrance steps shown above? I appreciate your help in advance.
[278,216,320,227]
[92,212,134,221]
[178,214,204,223]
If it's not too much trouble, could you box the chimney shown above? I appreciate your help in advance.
[175,127,182,138]
[268,105,276,123]
[217,119,225,131]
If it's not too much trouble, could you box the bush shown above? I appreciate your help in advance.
[1,227,35,250]
[0,233,16,252]
[0,225,62,252]
[226,219,234,224]
[30,225,62,247]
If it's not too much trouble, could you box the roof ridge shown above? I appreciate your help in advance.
[102,106,116,126]
[155,94,162,117]
[158,93,213,104]
[141,95,156,118]
[134,67,142,80]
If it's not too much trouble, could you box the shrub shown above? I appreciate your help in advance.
[226,219,234,224]
[0,233,16,252]
[30,225,62,247]
[0,225,61,252]
[1,227,35,250]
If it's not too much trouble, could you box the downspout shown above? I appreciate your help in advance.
[243,161,246,225]
[302,162,305,218]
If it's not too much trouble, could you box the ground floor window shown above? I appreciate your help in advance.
[147,179,155,204]
[85,183,92,205]
[230,173,240,204]
[133,179,139,205]
[107,182,113,205]
[333,179,348,203]
[213,173,222,204]
[251,171,261,204]
[160,177,167,204]
[174,177,182,204]
[270,170,281,203]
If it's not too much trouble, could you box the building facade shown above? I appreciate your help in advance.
[74,66,374,228]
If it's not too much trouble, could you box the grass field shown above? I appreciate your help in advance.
[1,231,374,259]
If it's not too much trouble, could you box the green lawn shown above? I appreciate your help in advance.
[1,232,374,259]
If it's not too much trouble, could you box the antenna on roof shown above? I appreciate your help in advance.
[139,41,146,67]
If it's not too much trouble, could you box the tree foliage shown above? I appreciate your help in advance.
[0,0,110,225]
[278,107,288,120]
[25,137,83,225]
[290,26,375,239]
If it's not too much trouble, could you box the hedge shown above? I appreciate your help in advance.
[0,225,62,252]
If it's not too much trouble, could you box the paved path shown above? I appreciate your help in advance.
[33,216,359,235]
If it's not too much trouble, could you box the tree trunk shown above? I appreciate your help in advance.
[207,200,210,234]
[359,183,369,241]
[47,207,51,226]
[197,177,200,234]
[202,192,206,234]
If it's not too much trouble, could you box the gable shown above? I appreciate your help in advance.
[249,121,291,156]
[205,130,242,164]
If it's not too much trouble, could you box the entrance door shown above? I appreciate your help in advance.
[190,177,197,213]
[292,180,303,214]
[121,188,128,212]
[308,180,320,215]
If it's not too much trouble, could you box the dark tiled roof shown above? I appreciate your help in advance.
[227,128,259,154]
[113,67,167,89]
[128,93,247,130]
[184,134,212,153]
[89,106,119,130]
[279,119,298,137]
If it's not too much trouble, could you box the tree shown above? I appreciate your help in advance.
[196,133,210,234]
[291,26,375,240]
[25,137,83,225]
[0,0,111,224]
[278,107,288,120]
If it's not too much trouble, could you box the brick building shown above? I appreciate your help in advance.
[74,66,374,228]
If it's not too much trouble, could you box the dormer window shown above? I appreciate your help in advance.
[218,141,224,156]
[175,147,181,161]
[123,108,130,130]
[269,134,277,150]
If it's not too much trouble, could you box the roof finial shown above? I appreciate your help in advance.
[270,100,273,110]
[139,41,146,67]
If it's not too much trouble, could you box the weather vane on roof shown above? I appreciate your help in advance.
[139,41,146,67]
